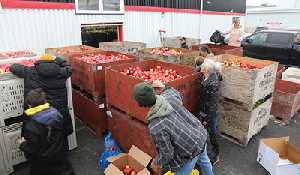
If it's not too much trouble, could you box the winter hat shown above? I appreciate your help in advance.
[40,54,55,61]
[133,82,156,107]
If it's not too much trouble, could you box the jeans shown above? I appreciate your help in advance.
[175,145,214,175]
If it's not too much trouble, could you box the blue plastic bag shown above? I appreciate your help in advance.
[98,132,122,169]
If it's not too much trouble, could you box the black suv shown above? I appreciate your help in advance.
[241,29,300,67]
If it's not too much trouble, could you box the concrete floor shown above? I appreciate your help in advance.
[12,114,300,175]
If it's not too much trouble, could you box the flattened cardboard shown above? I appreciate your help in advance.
[257,137,300,175]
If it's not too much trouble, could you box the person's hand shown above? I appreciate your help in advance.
[202,121,208,128]
[152,80,165,89]
[152,80,165,95]
[151,158,161,175]
[16,137,26,145]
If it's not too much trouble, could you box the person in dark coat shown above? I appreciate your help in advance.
[180,37,188,49]
[197,60,222,165]
[133,81,214,175]
[10,55,73,137]
[17,88,75,175]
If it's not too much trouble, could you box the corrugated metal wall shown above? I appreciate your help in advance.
[0,8,244,52]
[124,11,202,47]
[0,9,123,53]
[124,11,244,47]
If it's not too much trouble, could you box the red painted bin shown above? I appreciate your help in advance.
[271,79,300,121]
[69,51,137,101]
[105,60,200,124]
[72,89,108,135]
[108,108,157,157]
[192,44,243,56]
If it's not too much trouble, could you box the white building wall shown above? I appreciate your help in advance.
[246,9,300,30]
[0,9,123,53]
[124,11,201,48]
[124,11,245,47]
[0,8,245,52]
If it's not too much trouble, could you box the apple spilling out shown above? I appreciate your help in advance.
[123,65,181,83]
[76,53,131,64]
[123,165,136,175]
[150,48,183,56]
[223,59,258,69]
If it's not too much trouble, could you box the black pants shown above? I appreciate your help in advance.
[30,155,74,175]
[207,111,219,160]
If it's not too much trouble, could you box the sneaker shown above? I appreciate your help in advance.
[211,155,220,166]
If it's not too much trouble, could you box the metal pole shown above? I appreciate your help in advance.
[200,0,204,42]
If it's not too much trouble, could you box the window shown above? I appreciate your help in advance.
[251,33,268,45]
[75,0,124,14]
[266,33,292,45]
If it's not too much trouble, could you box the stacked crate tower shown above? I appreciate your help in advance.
[216,54,278,146]
[47,45,138,137]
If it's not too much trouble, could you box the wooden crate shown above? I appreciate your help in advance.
[215,54,278,111]
[108,108,157,157]
[72,89,107,135]
[45,45,98,60]
[164,37,201,48]
[105,60,200,124]
[192,44,242,56]
[219,98,272,146]
[138,48,200,67]
[99,41,146,56]
[69,50,137,101]
[271,79,300,121]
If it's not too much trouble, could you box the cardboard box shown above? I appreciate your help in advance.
[257,137,300,175]
[105,146,152,175]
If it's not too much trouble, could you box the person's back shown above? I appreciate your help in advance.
[149,87,208,169]
[133,82,210,174]
[18,89,74,175]
[10,55,73,135]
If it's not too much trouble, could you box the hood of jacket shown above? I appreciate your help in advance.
[35,60,61,78]
[147,95,173,121]
[25,103,62,127]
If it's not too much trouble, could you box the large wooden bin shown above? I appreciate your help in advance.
[215,54,278,110]
[105,60,200,124]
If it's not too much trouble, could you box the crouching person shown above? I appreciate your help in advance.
[133,81,214,175]
[17,88,75,175]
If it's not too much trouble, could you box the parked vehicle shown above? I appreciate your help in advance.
[241,29,300,67]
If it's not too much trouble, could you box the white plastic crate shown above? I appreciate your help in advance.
[0,73,24,122]
[0,126,13,174]
[3,123,26,167]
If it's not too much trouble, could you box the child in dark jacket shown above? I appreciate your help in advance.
[17,88,75,175]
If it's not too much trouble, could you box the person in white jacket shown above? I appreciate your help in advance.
[226,19,243,47]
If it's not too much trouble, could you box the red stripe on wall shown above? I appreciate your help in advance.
[0,1,245,16]
[1,0,75,9]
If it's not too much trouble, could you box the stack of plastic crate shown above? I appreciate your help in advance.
[0,73,25,174]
